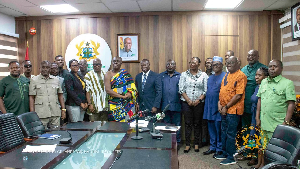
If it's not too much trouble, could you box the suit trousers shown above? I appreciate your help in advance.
[66,105,85,122]
[182,101,204,146]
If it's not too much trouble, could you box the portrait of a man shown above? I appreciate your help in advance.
[291,3,300,40]
[118,34,139,62]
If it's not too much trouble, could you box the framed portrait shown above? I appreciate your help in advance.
[291,2,300,41]
[117,33,139,62]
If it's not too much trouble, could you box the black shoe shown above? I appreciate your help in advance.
[213,151,223,158]
[195,148,199,152]
[184,147,191,153]
[203,149,216,155]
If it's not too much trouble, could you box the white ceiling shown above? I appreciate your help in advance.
[0,0,298,17]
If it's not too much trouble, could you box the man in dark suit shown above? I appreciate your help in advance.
[135,59,161,114]
[295,8,300,32]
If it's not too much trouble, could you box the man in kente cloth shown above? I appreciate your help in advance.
[104,57,137,122]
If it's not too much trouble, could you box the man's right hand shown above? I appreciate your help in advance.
[89,104,95,113]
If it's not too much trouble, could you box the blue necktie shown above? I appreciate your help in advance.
[142,74,146,91]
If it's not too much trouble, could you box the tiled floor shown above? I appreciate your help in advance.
[178,145,252,169]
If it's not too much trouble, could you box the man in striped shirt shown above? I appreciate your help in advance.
[85,58,107,121]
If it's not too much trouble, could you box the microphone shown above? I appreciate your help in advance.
[127,109,149,122]
[145,104,170,121]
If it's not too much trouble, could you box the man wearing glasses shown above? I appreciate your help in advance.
[21,60,34,79]
[84,58,107,121]
[203,56,226,158]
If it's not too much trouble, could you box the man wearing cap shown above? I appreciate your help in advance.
[203,56,226,157]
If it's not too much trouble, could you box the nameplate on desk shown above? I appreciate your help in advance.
[39,134,61,140]
[130,120,149,128]
[155,126,180,132]
[22,145,57,153]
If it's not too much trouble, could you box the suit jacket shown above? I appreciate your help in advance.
[135,70,162,111]
[65,71,87,106]
[295,24,300,32]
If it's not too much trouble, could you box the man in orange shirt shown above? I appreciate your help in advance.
[215,56,247,165]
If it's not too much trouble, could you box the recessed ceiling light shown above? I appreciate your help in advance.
[40,4,79,13]
[205,0,243,9]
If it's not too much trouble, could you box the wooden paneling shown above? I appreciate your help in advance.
[16,11,282,79]
[0,34,18,80]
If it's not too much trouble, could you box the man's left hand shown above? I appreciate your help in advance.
[152,107,157,113]
[220,107,227,115]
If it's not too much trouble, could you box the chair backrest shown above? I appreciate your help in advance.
[0,113,25,152]
[265,125,300,166]
[16,112,45,138]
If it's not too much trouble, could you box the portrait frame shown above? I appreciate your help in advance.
[291,2,300,41]
[117,33,140,62]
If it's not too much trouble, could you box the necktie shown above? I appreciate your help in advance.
[142,74,146,91]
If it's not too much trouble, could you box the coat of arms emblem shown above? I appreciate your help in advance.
[75,41,100,61]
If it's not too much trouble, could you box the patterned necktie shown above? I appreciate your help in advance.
[142,74,146,91]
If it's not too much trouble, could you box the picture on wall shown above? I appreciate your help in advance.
[291,2,300,41]
[117,33,139,62]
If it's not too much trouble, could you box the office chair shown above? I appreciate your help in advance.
[0,113,25,152]
[261,125,300,169]
[16,112,45,138]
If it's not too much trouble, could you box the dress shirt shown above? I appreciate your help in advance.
[178,69,208,102]
[219,70,247,115]
[257,75,296,132]
[159,71,181,111]
[29,74,63,118]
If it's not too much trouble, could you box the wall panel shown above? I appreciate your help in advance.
[16,11,282,80]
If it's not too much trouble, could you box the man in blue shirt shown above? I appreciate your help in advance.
[159,59,181,143]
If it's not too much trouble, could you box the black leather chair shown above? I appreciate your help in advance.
[16,112,45,138]
[0,113,25,152]
[262,125,300,169]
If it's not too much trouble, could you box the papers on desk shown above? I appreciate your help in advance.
[155,126,181,132]
[130,120,149,128]
[22,145,57,153]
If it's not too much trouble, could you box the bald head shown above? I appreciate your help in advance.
[247,49,259,66]
[93,58,102,73]
[225,50,234,62]
[226,56,239,73]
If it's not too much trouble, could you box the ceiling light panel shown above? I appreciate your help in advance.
[40,4,79,13]
[205,0,243,9]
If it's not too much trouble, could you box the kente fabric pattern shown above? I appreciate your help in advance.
[108,69,137,122]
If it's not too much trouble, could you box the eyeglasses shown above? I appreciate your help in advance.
[71,65,79,67]
[212,63,221,67]
[93,63,102,66]
[166,63,175,66]
[24,65,32,68]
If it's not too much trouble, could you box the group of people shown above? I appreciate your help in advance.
[0,49,296,167]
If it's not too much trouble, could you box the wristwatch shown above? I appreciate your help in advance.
[61,109,66,111]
